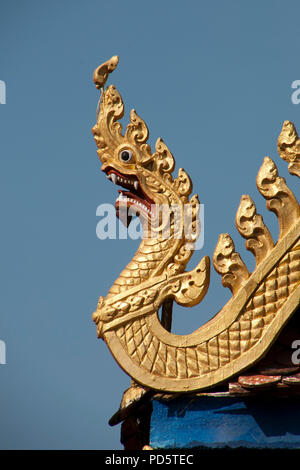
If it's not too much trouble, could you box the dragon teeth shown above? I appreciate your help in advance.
[118,195,151,214]
[108,173,139,190]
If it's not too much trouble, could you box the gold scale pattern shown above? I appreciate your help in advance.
[115,241,300,379]
[108,238,173,296]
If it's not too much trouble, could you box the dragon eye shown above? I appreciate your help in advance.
[119,149,133,162]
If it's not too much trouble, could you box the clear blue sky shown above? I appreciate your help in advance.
[0,0,299,449]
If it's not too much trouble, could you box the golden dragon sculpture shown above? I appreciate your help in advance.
[92,56,300,394]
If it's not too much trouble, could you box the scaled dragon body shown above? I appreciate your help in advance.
[92,57,300,393]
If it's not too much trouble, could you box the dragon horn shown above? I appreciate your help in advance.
[93,55,119,90]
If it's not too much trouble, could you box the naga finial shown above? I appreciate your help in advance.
[91,57,300,396]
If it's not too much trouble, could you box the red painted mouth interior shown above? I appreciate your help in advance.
[103,167,154,218]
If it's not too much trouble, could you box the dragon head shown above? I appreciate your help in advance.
[92,83,198,235]
[92,82,180,225]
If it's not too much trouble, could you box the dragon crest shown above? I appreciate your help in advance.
[91,56,300,394]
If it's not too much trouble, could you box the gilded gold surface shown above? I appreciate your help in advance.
[278,120,300,178]
[91,57,300,393]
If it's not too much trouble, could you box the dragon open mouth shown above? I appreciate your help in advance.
[104,167,155,225]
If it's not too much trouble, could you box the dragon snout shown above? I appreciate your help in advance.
[92,297,117,339]
[92,310,104,339]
